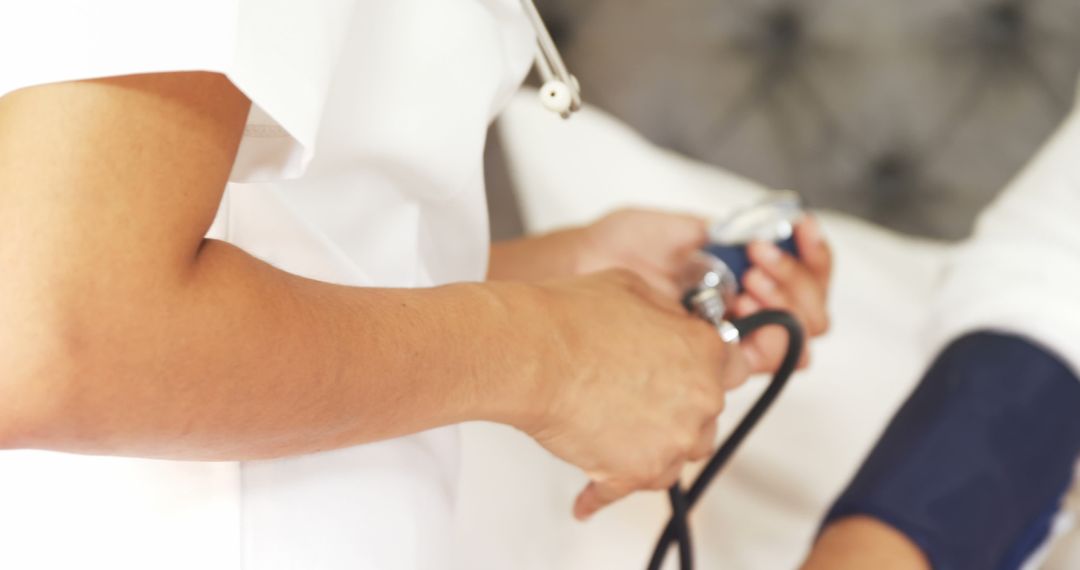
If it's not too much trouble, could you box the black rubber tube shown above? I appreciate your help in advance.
[668,486,693,570]
[648,310,804,570]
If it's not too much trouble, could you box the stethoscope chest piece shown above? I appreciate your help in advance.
[701,191,803,292]
[680,252,739,331]
[681,192,803,338]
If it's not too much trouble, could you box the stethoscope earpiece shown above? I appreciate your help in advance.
[538,80,571,115]
[538,78,581,117]
[521,0,582,119]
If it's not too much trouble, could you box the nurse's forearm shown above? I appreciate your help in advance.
[0,72,547,459]
[1,71,754,518]
[3,237,549,460]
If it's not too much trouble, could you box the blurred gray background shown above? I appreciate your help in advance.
[487,0,1080,240]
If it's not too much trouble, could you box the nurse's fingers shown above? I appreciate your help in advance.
[734,295,810,370]
[573,479,634,521]
[649,460,687,492]
[613,267,684,315]
[733,296,766,371]
[744,246,829,336]
[689,419,719,462]
[637,264,683,302]
[794,216,833,290]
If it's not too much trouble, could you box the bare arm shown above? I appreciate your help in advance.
[0,73,547,459]
[0,73,749,523]
[802,516,930,570]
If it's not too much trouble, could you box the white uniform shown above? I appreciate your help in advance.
[929,81,1080,379]
[928,80,1080,568]
[0,1,534,568]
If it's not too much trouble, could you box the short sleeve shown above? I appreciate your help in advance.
[0,0,357,182]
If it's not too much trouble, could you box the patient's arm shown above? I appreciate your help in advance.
[804,333,1080,569]
[802,516,929,570]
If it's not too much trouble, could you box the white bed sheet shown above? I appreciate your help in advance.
[453,92,1080,569]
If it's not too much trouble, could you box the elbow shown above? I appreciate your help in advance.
[0,372,37,451]
[0,318,81,451]
[0,254,170,452]
[1,266,178,454]
[0,357,50,451]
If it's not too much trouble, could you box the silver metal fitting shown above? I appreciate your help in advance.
[716,320,741,344]
[680,251,740,344]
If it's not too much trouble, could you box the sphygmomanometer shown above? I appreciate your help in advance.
[647,192,808,570]
[824,333,1080,569]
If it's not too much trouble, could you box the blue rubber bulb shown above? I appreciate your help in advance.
[702,236,799,293]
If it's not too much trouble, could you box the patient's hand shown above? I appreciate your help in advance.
[737,216,833,372]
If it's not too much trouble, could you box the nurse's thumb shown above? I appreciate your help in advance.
[573,480,631,521]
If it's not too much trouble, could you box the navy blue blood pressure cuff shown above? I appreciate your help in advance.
[825,332,1080,570]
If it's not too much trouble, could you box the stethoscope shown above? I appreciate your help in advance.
[520,3,806,568]
[520,0,582,118]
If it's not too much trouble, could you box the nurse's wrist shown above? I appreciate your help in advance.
[455,281,557,432]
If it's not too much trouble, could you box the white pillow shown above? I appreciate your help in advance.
[456,92,949,569]
[459,90,1080,570]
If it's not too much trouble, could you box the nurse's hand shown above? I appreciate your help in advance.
[572,209,833,373]
[572,208,710,299]
[735,216,832,371]
[487,208,707,296]
[517,269,750,521]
